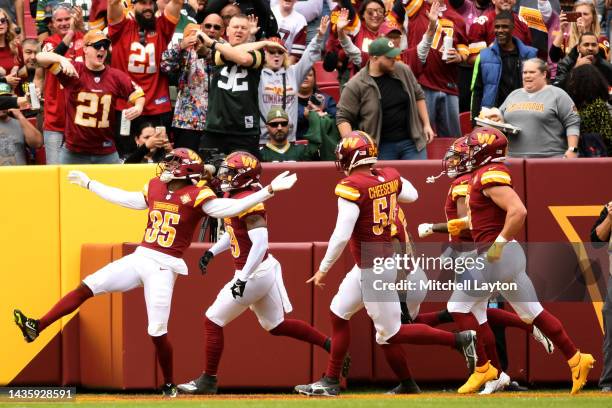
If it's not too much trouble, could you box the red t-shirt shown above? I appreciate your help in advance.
[335,167,402,267]
[468,10,532,57]
[445,174,473,244]
[224,188,269,270]
[42,33,85,132]
[108,12,177,115]
[467,163,513,249]
[408,2,469,95]
[141,178,217,258]
[56,62,141,154]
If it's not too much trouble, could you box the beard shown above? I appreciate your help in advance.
[270,130,289,144]
[135,11,157,31]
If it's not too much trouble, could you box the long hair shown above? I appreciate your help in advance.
[0,8,17,57]
[568,1,601,51]
[566,64,609,109]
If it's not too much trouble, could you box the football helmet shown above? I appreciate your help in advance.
[335,131,378,173]
[443,136,470,178]
[465,127,508,170]
[157,148,204,184]
[217,151,262,192]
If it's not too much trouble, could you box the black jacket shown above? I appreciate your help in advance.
[553,47,612,91]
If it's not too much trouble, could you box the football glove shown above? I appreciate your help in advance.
[269,171,298,192]
[199,251,214,274]
[447,217,469,236]
[67,170,91,189]
[418,223,434,238]
[230,279,247,299]
[486,235,508,263]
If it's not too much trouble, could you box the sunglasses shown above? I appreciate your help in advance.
[365,8,384,17]
[0,18,8,25]
[89,40,110,50]
[267,49,285,56]
[204,23,222,31]
[268,121,288,128]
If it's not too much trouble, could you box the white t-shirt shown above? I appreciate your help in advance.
[271,5,308,58]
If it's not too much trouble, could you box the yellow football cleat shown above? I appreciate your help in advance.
[458,361,498,394]
[568,351,595,395]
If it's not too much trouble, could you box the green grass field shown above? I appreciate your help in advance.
[1,391,611,408]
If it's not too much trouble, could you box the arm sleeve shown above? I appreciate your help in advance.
[319,198,360,273]
[294,35,323,83]
[237,227,269,280]
[398,177,418,203]
[590,207,610,243]
[556,90,581,136]
[88,180,148,209]
[202,188,274,218]
[339,33,362,66]
[416,32,434,64]
[209,231,231,255]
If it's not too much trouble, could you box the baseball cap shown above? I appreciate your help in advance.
[368,37,401,57]
[379,21,402,37]
[83,29,110,46]
[0,82,12,95]
[266,106,289,123]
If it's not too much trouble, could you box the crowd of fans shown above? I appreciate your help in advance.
[0,0,610,166]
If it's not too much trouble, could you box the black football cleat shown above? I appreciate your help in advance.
[295,376,340,397]
[387,378,422,394]
[161,383,177,398]
[177,373,218,394]
[14,309,39,343]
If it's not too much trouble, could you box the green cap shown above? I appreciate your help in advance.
[266,106,289,123]
[0,82,12,95]
[368,37,401,58]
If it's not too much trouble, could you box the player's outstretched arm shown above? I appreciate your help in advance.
[67,170,148,210]
[202,171,297,218]
[398,177,418,203]
[200,232,231,274]
[308,198,359,287]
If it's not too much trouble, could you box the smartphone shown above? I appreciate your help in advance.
[565,12,582,22]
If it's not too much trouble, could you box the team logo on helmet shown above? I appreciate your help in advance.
[217,151,262,192]
[466,127,508,170]
[335,131,378,173]
[157,148,204,184]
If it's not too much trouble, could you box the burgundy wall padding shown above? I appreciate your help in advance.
[11,335,62,385]
[524,159,612,383]
[312,243,374,382]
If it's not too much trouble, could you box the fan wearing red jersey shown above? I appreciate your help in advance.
[107,0,181,155]
[40,5,85,164]
[178,152,341,395]
[12,148,298,397]
[36,29,146,164]
[295,131,478,397]
[447,127,595,395]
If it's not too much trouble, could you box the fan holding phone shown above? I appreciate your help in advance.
[550,1,609,63]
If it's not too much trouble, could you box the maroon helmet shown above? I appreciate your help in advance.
[217,151,262,192]
[157,148,204,184]
[443,136,470,178]
[465,127,508,170]
[335,131,378,173]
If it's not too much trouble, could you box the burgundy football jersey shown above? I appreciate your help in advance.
[140,178,217,258]
[445,174,473,244]
[55,62,142,154]
[108,12,177,115]
[391,206,408,244]
[223,188,269,270]
[335,167,402,267]
[408,1,469,95]
[467,163,513,249]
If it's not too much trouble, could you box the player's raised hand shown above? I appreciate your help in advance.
[307,270,327,288]
[269,171,297,193]
[68,170,91,189]
[418,223,434,238]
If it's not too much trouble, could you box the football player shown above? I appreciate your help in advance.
[417,134,554,394]
[13,148,297,397]
[178,151,348,395]
[294,131,478,397]
[447,128,594,394]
